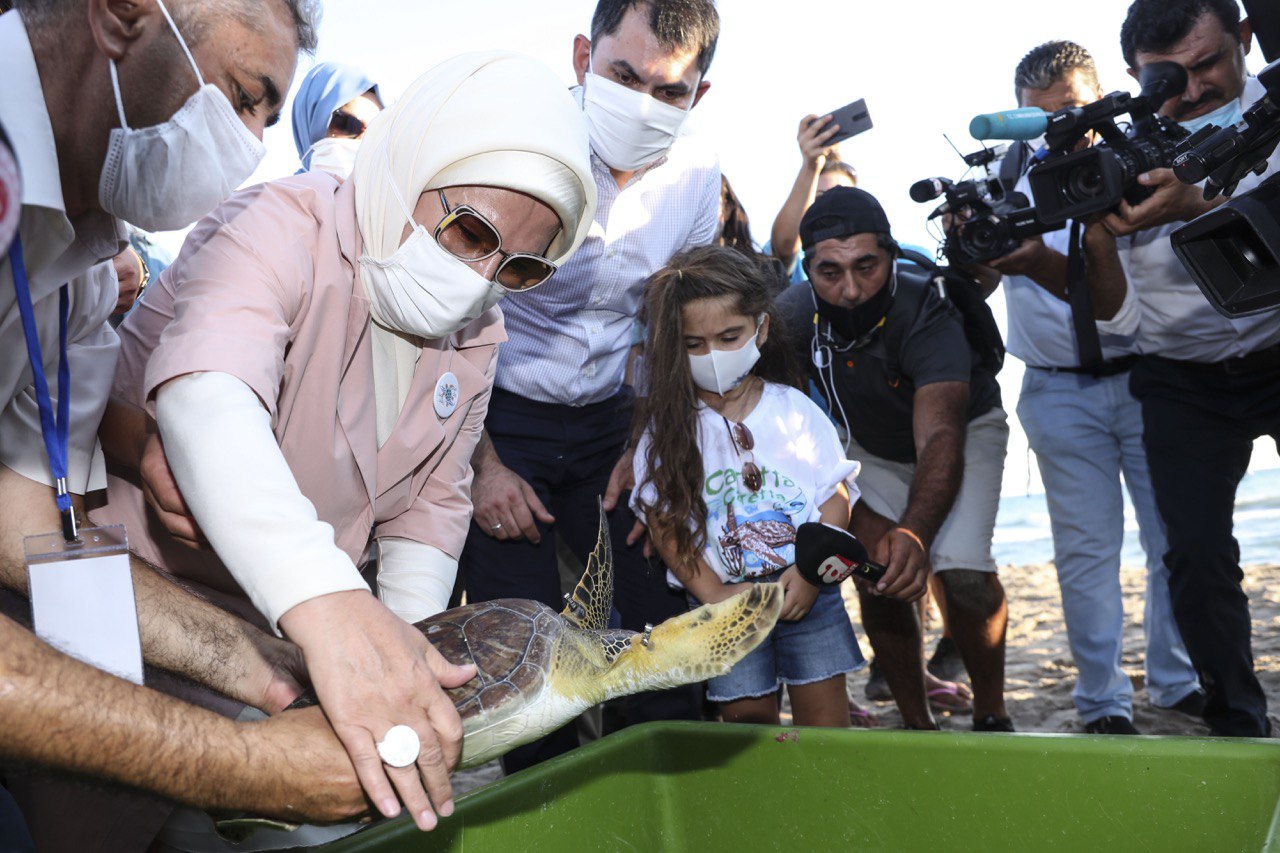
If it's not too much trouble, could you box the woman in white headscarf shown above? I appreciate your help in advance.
[95,53,595,830]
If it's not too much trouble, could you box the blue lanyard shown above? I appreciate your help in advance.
[8,234,77,540]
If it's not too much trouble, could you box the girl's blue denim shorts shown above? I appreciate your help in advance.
[694,570,866,703]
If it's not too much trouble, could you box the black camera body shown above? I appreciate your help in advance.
[1026,62,1189,225]
[1170,58,1280,316]
[912,147,1062,265]
[1028,126,1187,223]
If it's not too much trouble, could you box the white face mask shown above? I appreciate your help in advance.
[581,71,690,172]
[689,316,763,396]
[1178,96,1245,135]
[98,0,266,231]
[306,137,361,179]
[358,176,506,339]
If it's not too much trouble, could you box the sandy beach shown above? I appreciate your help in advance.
[844,561,1280,734]
[452,561,1280,795]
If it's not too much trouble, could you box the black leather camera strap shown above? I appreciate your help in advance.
[1066,219,1104,372]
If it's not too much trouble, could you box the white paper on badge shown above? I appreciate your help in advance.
[28,550,144,684]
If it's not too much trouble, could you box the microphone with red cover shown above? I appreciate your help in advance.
[795,522,887,587]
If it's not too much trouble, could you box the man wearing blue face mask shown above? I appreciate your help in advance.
[1106,0,1280,738]
[0,2,366,850]
[459,0,722,773]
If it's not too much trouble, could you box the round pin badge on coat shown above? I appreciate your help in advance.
[434,371,460,419]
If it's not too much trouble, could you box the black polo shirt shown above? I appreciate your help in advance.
[777,268,1002,464]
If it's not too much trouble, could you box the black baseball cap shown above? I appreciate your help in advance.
[800,186,893,250]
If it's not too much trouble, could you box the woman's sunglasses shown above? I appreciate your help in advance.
[434,189,558,291]
[328,109,368,138]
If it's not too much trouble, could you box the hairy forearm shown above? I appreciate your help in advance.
[770,163,820,265]
[0,464,296,711]
[901,428,965,546]
[1083,228,1126,320]
[3,615,260,809]
[471,430,503,476]
[1020,248,1070,300]
[132,557,303,712]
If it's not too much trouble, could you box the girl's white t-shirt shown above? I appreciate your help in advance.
[631,382,861,588]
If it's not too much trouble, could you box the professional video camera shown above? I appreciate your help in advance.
[910,145,1062,266]
[1169,58,1280,316]
[970,62,1190,224]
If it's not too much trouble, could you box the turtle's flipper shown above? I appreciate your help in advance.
[560,498,613,630]
[591,583,783,702]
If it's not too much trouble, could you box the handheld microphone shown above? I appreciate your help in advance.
[969,108,1048,141]
[909,177,950,203]
[795,522,887,587]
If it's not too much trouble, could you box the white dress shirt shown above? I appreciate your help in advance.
[494,95,720,406]
[1126,76,1280,363]
[0,12,126,493]
[1003,175,1141,368]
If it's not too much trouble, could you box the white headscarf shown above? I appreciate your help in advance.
[353,52,596,267]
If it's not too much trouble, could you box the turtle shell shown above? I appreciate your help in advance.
[420,598,564,724]
[284,597,565,724]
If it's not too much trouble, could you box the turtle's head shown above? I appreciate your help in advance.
[579,583,783,704]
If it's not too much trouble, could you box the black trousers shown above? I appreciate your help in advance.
[1130,355,1280,736]
[458,387,701,774]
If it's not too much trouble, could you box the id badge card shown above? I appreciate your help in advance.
[25,524,143,685]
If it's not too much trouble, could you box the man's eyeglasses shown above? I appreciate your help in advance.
[328,109,368,138]
[435,189,558,291]
[722,417,762,492]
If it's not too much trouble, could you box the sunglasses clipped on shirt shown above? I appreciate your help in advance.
[722,416,763,493]
[434,188,558,291]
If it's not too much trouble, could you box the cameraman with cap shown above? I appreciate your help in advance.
[777,187,1013,731]
[1103,0,1280,738]
[976,40,1203,736]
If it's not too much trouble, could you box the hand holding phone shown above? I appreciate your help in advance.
[808,98,873,147]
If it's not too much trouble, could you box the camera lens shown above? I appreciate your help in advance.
[1066,164,1105,203]
[966,220,999,253]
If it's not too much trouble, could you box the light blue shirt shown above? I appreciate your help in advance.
[495,131,721,405]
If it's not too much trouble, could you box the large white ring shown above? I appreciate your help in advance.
[376,725,421,768]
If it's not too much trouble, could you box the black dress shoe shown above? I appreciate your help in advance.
[973,714,1015,732]
[1163,688,1208,718]
[1084,715,1140,735]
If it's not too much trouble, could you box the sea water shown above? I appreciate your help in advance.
[993,467,1280,568]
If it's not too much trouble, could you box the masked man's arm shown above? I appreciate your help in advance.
[0,463,305,713]
[900,380,969,545]
[0,613,365,823]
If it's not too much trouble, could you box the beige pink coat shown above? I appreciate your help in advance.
[96,171,501,608]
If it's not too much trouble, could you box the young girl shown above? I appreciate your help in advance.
[631,245,865,728]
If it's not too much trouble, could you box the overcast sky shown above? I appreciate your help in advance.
[151,0,1279,492]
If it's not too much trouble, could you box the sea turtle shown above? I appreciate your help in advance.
[290,503,783,768]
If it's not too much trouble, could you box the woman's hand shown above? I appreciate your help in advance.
[279,590,477,832]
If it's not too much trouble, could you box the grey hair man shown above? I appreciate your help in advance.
[0,2,363,849]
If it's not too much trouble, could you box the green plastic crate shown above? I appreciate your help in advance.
[322,722,1280,852]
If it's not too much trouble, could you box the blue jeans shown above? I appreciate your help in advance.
[1017,368,1199,721]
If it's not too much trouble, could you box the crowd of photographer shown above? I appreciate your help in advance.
[1,0,1279,847]
[895,0,1280,739]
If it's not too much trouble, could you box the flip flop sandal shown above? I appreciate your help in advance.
[927,681,973,714]
[848,701,880,728]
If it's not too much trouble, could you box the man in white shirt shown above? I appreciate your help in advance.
[982,41,1201,736]
[459,0,721,772]
[0,3,370,849]
[1106,0,1280,737]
